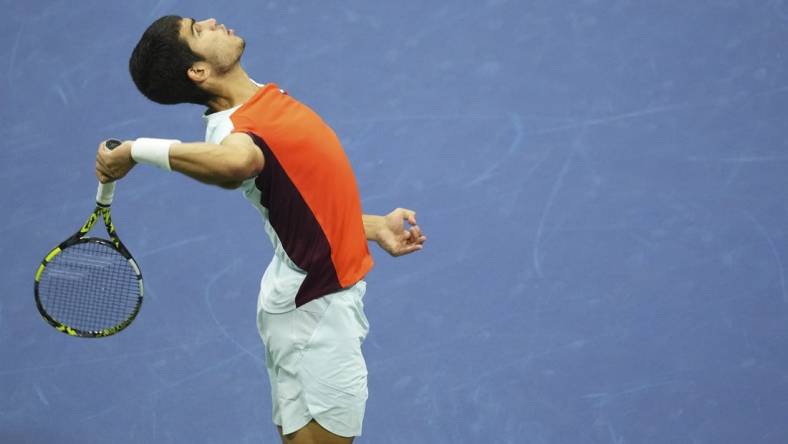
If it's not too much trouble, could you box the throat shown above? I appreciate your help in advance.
[206,69,259,112]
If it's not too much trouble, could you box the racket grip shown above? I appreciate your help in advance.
[96,139,122,207]
[96,182,116,207]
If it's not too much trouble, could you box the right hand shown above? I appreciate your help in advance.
[95,140,135,183]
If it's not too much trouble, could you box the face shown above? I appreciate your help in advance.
[179,17,245,73]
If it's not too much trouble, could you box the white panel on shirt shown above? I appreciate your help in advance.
[203,99,305,314]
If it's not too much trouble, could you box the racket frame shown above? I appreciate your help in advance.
[34,199,144,338]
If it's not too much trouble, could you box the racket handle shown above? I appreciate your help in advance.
[96,139,122,207]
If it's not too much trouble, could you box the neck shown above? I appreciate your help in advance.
[204,65,259,112]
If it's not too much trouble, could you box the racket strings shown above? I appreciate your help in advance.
[38,242,140,333]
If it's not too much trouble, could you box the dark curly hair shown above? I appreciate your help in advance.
[129,15,213,105]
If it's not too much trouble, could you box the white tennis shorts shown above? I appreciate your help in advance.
[257,281,369,437]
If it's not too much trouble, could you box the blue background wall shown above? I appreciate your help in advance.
[2,1,788,442]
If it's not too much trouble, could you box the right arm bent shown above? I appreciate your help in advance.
[96,132,264,189]
[169,132,264,189]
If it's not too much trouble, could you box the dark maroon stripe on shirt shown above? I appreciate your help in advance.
[247,133,342,307]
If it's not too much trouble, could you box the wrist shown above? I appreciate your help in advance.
[121,141,136,165]
[131,138,180,171]
[363,214,385,241]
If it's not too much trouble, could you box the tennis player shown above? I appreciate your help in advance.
[95,16,426,444]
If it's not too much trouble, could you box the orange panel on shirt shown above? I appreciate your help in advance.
[231,83,373,305]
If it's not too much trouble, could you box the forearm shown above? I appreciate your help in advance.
[169,141,261,189]
[362,214,384,241]
[98,133,263,189]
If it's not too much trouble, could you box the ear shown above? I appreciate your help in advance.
[187,61,211,84]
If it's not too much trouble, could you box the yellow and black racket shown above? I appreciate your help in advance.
[34,139,143,337]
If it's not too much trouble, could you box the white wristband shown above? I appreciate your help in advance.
[131,138,180,171]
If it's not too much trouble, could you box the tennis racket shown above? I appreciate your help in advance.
[34,139,143,338]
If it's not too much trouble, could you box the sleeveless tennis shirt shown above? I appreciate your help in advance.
[203,83,373,313]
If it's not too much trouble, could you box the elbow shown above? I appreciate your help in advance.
[225,147,264,182]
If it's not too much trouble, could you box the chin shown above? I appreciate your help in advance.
[237,40,246,60]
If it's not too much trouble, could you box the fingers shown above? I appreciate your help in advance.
[95,139,133,183]
[393,207,426,247]
[405,216,426,245]
[399,226,425,242]
[395,226,426,256]
[390,208,415,224]
[96,140,117,183]
[391,242,424,257]
[379,207,427,256]
[95,161,113,183]
[399,208,418,226]
[96,144,110,182]
[407,229,426,246]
